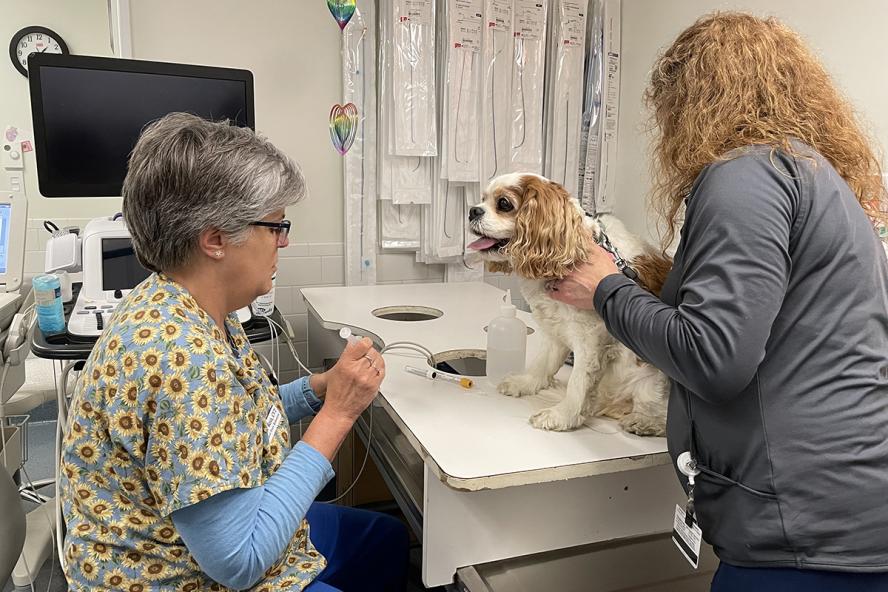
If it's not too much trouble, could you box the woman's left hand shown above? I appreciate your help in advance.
[546,243,620,310]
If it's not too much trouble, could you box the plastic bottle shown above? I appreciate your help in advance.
[33,273,66,336]
[485,290,527,385]
[251,274,276,317]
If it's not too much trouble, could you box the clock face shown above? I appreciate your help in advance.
[9,27,68,77]
[16,33,62,69]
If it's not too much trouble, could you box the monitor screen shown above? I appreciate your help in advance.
[29,54,254,197]
[0,203,9,274]
[101,238,151,291]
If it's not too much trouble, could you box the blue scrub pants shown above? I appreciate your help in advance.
[303,502,410,592]
[711,562,888,591]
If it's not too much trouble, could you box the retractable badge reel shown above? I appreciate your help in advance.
[672,451,703,568]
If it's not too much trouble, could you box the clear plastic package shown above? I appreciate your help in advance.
[480,0,513,184]
[545,0,587,196]
[343,2,378,285]
[509,0,547,174]
[392,0,438,156]
[445,0,483,182]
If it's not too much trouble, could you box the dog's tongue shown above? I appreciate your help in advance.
[468,237,499,251]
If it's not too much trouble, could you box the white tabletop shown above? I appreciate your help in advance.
[301,282,669,490]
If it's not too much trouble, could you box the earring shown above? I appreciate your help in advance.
[214,250,223,258]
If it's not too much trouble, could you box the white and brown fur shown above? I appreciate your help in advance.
[468,173,671,434]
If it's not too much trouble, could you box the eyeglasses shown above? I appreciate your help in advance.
[250,219,291,246]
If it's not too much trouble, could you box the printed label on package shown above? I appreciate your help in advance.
[399,0,433,25]
[514,0,545,39]
[560,0,586,47]
[486,0,513,31]
[453,0,483,50]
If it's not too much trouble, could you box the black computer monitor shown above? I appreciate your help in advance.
[28,54,254,197]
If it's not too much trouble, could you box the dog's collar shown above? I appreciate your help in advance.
[586,213,639,282]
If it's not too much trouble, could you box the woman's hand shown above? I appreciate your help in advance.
[547,243,620,310]
[318,337,385,423]
[302,338,385,460]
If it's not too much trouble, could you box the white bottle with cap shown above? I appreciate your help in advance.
[251,274,276,317]
[486,290,527,386]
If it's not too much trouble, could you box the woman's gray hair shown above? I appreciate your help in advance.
[122,112,305,272]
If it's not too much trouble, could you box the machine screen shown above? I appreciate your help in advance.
[101,238,151,291]
[33,63,252,197]
[0,204,10,274]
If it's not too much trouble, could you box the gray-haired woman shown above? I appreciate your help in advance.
[60,113,408,591]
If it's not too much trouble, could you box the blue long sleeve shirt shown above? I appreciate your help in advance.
[171,376,332,590]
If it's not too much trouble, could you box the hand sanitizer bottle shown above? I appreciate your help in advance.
[486,290,527,386]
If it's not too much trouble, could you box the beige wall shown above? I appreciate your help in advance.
[0,0,114,219]
[615,0,888,244]
[129,1,345,245]
[1,1,345,243]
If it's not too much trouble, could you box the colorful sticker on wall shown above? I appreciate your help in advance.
[327,0,356,30]
[329,103,359,155]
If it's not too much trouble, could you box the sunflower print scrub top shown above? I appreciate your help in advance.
[60,273,325,591]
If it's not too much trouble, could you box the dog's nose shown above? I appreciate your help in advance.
[469,206,485,222]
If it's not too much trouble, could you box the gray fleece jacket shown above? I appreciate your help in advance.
[594,143,888,571]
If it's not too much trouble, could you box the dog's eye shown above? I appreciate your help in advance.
[497,197,514,212]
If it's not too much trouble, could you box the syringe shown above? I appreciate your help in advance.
[339,327,360,345]
[404,365,473,389]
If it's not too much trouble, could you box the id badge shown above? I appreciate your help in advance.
[264,406,283,444]
[672,504,702,569]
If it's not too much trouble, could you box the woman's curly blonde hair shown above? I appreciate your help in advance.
[644,12,886,251]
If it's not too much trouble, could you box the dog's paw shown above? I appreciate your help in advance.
[497,374,544,398]
[619,413,666,437]
[529,406,585,431]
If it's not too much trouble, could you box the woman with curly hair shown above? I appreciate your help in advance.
[548,12,888,591]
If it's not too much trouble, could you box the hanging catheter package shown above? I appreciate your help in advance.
[480,0,514,184]
[445,0,483,182]
[545,0,586,196]
[383,0,437,205]
[380,201,422,251]
[378,0,395,201]
[432,179,466,258]
[392,0,438,157]
[578,0,603,213]
[343,2,378,285]
[594,0,621,214]
[509,0,547,174]
[392,157,434,204]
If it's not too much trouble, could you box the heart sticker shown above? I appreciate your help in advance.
[329,103,359,156]
[327,0,356,31]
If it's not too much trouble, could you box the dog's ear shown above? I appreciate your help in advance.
[633,248,673,297]
[486,261,514,274]
[508,177,588,279]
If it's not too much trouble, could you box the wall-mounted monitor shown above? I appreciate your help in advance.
[28,54,254,197]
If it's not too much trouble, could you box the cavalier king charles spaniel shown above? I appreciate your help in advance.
[468,173,671,434]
